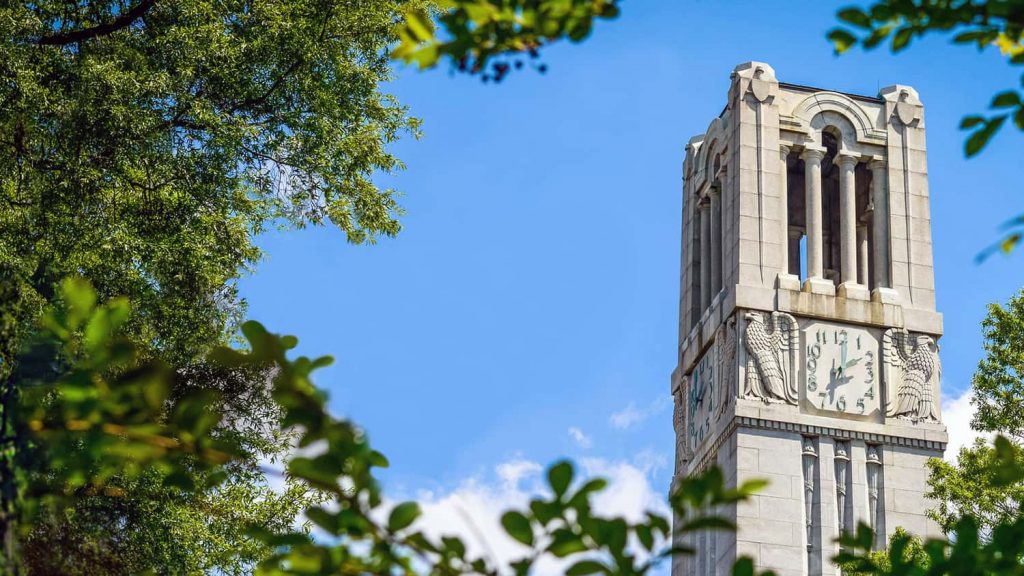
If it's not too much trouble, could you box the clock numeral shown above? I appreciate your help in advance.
[856,397,866,414]
[837,395,847,412]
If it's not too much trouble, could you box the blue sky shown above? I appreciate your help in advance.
[239,0,1024,563]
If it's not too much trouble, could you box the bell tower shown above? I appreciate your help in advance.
[671,63,947,576]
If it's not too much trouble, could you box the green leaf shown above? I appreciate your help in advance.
[837,8,871,28]
[306,507,342,535]
[403,8,435,42]
[636,523,654,551]
[892,27,913,51]
[60,277,98,329]
[961,115,986,129]
[548,528,588,557]
[732,558,755,576]
[501,511,534,546]
[287,457,340,490]
[991,90,1022,108]
[548,460,574,496]
[827,29,857,53]
[388,501,421,532]
[566,559,606,575]
[965,115,1007,157]
[1001,233,1022,255]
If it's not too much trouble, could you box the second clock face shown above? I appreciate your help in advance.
[803,322,880,417]
[687,349,715,452]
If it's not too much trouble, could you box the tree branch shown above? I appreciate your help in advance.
[36,0,158,46]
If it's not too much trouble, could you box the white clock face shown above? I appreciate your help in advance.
[803,322,880,417]
[687,350,715,452]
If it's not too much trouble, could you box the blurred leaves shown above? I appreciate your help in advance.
[393,0,620,81]
[17,279,240,515]
[829,0,1024,255]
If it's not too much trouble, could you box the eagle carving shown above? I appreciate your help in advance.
[742,311,799,405]
[883,328,940,422]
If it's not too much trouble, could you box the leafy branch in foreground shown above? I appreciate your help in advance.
[828,0,1024,158]
[828,0,1024,257]
[11,279,770,575]
[394,0,620,81]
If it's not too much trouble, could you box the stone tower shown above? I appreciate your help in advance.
[671,62,946,576]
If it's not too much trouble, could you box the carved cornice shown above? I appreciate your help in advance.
[684,411,947,476]
[734,415,946,451]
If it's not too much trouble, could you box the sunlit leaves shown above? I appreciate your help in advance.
[18,279,239,508]
[393,0,621,82]
[18,282,770,576]
[829,1,1024,256]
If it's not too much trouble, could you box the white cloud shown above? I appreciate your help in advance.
[567,427,593,449]
[404,454,670,574]
[609,396,671,430]
[941,387,993,460]
[495,458,543,490]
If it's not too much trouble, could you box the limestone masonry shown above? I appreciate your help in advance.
[671,62,946,576]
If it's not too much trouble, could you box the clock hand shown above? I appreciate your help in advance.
[840,340,847,376]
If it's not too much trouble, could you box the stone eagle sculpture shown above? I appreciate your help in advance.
[883,328,939,421]
[743,311,799,404]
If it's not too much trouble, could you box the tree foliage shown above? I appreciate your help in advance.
[927,439,1024,536]
[829,0,1024,255]
[0,0,423,571]
[922,288,1024,537]
[829,0,1024,158]
[13,279,773,576]
[837,527,931,574]
[394,0,620,81]
[842,437,1024,576]
[971,288,1024,440]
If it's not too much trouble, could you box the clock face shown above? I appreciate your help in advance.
[803,322,880,417]
[687,350,715,452]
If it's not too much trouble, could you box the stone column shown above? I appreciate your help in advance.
[779,145,791,273]
[838,154,858,284]
[857,225,869,286]
[801,147,832,294]
[837,154,868,300]
[869,158,898,303]
[710,185,722,300]
[777,145,800,290]
[700,196,711,313]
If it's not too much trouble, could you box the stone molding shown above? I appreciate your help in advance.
[685,412,947,476]
[787,91,888,145]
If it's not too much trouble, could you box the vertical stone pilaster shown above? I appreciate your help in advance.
[700,197,711,312]
[730,62,782,292]
[710,186,723,299]
[779,145,791,276]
